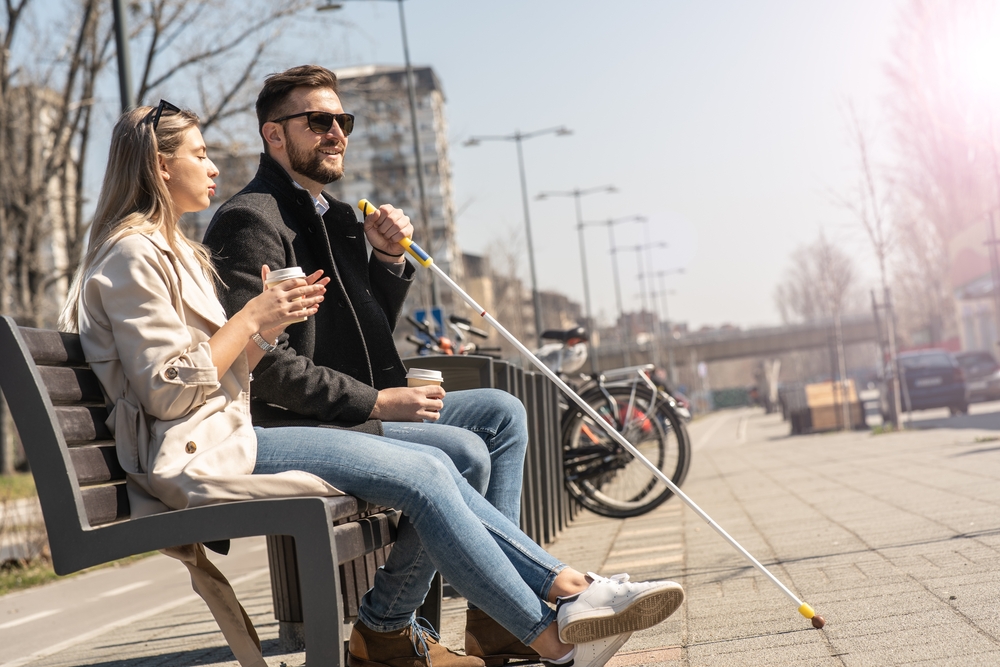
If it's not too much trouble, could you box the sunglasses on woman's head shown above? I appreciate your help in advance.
[270,111,354,136]
[150,99,181,130]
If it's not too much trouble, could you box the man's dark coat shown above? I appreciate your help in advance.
[203,153,415,434]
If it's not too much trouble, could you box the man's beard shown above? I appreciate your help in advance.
[288,139,344,184]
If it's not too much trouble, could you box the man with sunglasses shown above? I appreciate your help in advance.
[204,65,537,667]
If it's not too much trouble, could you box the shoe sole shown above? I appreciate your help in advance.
[480,656,541,667]
[558,586,685,644]
[346,656,385,667]
[477,655,541,667]
[544,633,631,667]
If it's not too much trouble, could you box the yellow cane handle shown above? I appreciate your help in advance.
[358,199,433,267]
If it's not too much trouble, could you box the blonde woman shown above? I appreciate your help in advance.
[62,103,685,667]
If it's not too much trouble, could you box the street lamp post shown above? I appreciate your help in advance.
[536,185,617,372]
[318,0,439,310]
[111,0,134,112]
[464,126,572,345]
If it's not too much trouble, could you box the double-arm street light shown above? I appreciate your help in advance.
[464,126,573,344]
[536,185,617,371]
[594,215,645,364]
[627,240,668,315]
[318,0,439,309]
[618,241,668,365]
[652,268,684,384]
[652,268,685,324]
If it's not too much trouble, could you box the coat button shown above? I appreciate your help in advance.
[185,441,197,454]
[338,299,346,308]
[165,367,179,380]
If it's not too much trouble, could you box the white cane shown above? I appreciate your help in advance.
[360,199,825,629]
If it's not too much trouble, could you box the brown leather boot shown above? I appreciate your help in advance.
[348,619,486,667]
[465,608,541,667]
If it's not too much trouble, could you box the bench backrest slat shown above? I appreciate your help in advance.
[69,444,125,485]
[20,327,86,366]
[38,366,106,405]
[80,484,129,526]
[55,405,114,444]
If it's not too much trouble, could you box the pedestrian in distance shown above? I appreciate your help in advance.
[61,98,686,667]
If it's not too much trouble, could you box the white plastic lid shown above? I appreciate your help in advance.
[405,368,444,382]
[266,267,306,284]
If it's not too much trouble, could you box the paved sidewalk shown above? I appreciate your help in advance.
[3,407,1000,666]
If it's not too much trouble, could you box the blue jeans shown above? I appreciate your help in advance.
[377,388,528,623]
[252,392,558,643]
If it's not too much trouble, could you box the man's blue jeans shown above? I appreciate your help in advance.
[253,388,555,642]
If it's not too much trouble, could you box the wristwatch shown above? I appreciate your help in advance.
[251,332,278,353]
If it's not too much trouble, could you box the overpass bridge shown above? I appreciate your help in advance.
[590,315,880,372]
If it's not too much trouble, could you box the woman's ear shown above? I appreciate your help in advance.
[261,121,285,153]
[157,153,170,182]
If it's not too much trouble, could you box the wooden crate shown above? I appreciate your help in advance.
[803,380,865,432]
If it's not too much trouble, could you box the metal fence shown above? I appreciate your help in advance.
[401,355,578,547]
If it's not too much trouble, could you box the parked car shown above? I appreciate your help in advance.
[880,349,968,421]
[955,350,1000,403]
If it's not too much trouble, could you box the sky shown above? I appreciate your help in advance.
[294,0,906,331]
[30,0,906,331]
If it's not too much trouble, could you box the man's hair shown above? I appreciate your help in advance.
[256,65,340,148]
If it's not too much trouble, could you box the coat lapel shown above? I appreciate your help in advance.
[143,232,228,328]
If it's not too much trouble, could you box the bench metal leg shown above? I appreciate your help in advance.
[293,512,346,667]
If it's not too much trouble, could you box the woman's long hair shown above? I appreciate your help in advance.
[59,105,218,331]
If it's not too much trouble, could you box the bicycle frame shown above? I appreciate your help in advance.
[583,364,689,434]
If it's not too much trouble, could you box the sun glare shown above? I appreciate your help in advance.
[954,6,1000,102]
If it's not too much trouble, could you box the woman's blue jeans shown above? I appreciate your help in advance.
[252,389,561,645]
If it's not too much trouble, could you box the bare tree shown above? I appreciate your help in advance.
[774,231,860,325]
[488,226,530,361]
[834,104,906,424]
[1,0,315,328]
[893,211,952,346]
[885,0,999,242]
[128,0,313,130]
[774,230,864,428]
[0,0,320,472]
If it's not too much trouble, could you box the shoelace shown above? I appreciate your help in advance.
[409,617,441,667]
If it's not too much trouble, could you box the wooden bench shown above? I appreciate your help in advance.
[0,316,437,666]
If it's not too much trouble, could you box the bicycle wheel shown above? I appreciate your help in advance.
[562,384,689,518]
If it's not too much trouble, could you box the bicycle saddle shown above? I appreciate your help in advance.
[540,326,589,343]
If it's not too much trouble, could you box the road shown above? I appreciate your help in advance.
[0,538,270,667]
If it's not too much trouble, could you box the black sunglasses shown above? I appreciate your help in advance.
[150,99,181,130]
[270,111,354,136]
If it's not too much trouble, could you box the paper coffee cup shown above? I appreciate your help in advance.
[406,368,444,388]
[265,266,308,323]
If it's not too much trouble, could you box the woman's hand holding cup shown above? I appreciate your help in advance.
[245,265,328,340]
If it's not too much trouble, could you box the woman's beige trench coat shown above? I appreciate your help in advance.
[78,229,342,667]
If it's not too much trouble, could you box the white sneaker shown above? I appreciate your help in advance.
[557,572,684,644]
[542,632,632,667]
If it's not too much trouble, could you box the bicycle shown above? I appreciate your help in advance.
[406,313,503,358]
[537,327,693,518]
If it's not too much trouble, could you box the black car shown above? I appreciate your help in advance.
[955,350,1000,403]
[880,349,968,420]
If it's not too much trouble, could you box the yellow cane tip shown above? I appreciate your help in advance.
[798,603,825,628]
[357,199,375,215]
